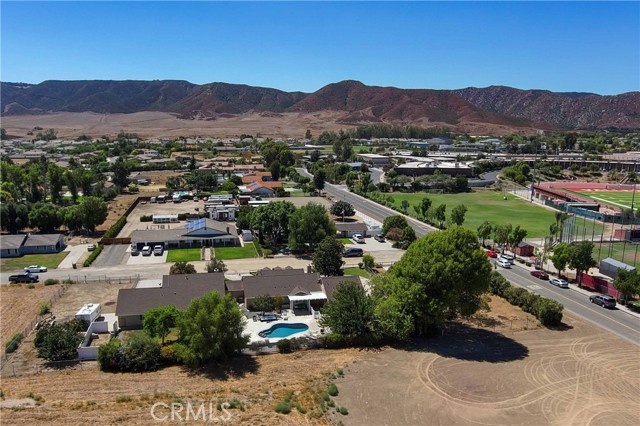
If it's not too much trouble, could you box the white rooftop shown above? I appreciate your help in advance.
[76,303,101,316]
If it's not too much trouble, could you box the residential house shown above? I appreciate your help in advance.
[0,234,66,258]
[334,221,369,238]
[130,218,240,249]
[116,273,226,329]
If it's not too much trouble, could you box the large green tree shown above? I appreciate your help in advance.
[450,204,468,227]
[313,169,326,192]
[28,202,62,233]
[320,281,374,337]
[477,221,493,246]
[550,243,572,277]
[77,196,108,232]
[568,241,597,285]
[250,201,296,246]
[494,223,513,252]
[372,227,492,336]
[0,202,30,233]
[330,200,355,220]
[47,164,65,204]
[111,157,130,190]
[312,236,344,276]
[143,305,180,345]
[382,215,408,235]
[288,203,336,251]
[176,292,248,366]
[613,269,640,303]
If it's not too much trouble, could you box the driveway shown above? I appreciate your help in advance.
[127,250,168,265]
[91,244,129,267]
[57,244,92,269]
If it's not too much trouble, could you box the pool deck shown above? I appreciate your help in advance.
[244,309,321,343]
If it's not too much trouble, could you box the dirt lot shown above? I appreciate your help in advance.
[0,348,362,425]
[98,193,139,232]
[51,281,132,322]
[0,284,63,357]
[331,302,640,426]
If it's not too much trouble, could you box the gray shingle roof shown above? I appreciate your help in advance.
[0,234,27,250]
[23,234,64,247]
[242,270,322,299]
[321,276,362,301]
[335,222,368,232]
[116,272,226,317]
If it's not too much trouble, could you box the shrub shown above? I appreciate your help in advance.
[83,244,104,267]
[37,303,50,315]
[274,402,291,414]
[103,216,127,239]
[521,292,541,314]
[321,392,330,402]
[116,395,132,403]
[489,272,511,297]
[44,278,59,286]
[327,383,339,397]
[5,333,24,353]
[26,283,35,289]
[177,213,188,221]
[627,301,640,313]
[320,333,349,349]
[119,332,161,372]
[337,368,344,376]
[534,298,564,326]
[98,339,122,371]
[26,392,44,404]
[276,339,292,354]
[140,215,153,222]
[160,344,179,365]
[337,406,349,415]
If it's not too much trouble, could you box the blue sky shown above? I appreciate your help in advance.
[1,1,638,95]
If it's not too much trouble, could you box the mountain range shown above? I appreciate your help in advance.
[2,80,639,131]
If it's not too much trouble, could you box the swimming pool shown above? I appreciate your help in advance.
[258,323,309,339]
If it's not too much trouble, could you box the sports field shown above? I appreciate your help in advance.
[593,240,640,268]
[389,191,604,238]
[578,190,639,210]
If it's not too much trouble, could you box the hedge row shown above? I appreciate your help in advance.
[490,271,564,326]
[5,332,24,353]
[103,215,127,239]
[83,244,104,267]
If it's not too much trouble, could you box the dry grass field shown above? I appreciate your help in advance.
[0,284,63,357]
[0,349,362,425]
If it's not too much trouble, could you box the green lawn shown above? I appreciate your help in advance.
[337,238,353,245]
[0,251,69,271]
[166,248,201,263]
[214,244,258,260]
[388,191,593,238]
[342,267,371,278]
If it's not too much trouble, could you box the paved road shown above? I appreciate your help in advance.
[499,265,640,346]
[297,168,438,237]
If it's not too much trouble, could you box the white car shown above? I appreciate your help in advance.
[352,234,365,243]
[497,258,512,268]
[24,265,47,273]
[549,278,569,288]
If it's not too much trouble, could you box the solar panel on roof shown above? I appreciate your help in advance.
[185,218,205,230]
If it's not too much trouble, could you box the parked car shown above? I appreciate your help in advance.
[193,196,199,202]
[549,278,569,288]
[24,265,47,273]
[153,245,164,256]
[499,254,515,263]
[141,246,152,256]
[87,244,96,251]
[9,272,39,283]
[497,258,512,268]
[352,234,365,243]
[589,295,617,308]
[530,270,549,280]
[130,247,140,256]
[485,250,497,258]
[374,234,386,243]
[343,247,364,257]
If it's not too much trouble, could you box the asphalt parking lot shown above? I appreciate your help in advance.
[342,235,391,252]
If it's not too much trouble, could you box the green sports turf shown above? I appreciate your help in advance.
[389,191,604,238]
[593,240,640,269]
[577,191,640,210]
